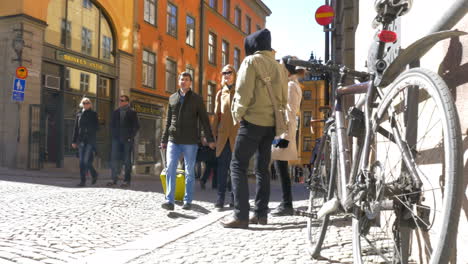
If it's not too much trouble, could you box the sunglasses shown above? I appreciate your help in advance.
[222,71,233,75]
[83,101,91,105]
[120,99,127,102]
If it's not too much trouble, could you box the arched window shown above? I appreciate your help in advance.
[45,0,115,63]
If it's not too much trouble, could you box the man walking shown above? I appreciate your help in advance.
[108,95,140,187]
[160,72,215,210]
[221,28,288,228]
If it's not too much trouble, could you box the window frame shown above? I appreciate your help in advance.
[185,15,196,47]
[81,27,92,55]
[142,50,156,89]
[208,32,217,65]
[209,0,217,10]
[222,0,230,20]
[234,7,241,28]
[207,82,216,114]
[221,40,230,66]
[144,0,157,26]
[303,136,313,152]
[303,111,312,128]
[166,2,178,38]
[233,47,240,71]
[165,58,177,93]
[303,90,312,100]
[245,15,251,35]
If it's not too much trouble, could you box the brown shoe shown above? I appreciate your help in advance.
[220,218,249,229]
[249,215,267,225]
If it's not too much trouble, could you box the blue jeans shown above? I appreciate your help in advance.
[79,142,97,183]
[165,142,198,204]
[111,139,133,183]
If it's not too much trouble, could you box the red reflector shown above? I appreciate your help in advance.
[378,30,397,43]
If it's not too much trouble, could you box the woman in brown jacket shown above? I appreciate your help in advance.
[212,64,239,210]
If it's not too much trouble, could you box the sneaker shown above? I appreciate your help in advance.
[120,181,130,188]
[76,182,86,187]
[249,215,267,225]
[106,181,117,187]
[182,203,192,210]
[270,206,294,217]
[161,202,175,211]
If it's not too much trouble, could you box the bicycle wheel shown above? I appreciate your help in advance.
[352,68,463,264]
[307,126,337,258]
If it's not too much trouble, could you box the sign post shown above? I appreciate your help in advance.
[12,66,28,102]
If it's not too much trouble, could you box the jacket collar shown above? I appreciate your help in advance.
[253,50,275,59]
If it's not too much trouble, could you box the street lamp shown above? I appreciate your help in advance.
[12,32,25,63]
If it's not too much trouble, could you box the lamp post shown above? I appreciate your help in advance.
[12,29,25,64]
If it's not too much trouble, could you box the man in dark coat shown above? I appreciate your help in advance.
[108,95,140,187]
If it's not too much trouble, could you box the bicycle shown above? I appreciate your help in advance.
[290,1,465,263]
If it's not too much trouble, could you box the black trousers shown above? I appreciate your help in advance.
[230,120,275,221]
[274,160,293,208]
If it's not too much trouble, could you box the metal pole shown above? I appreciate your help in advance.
[324,0,330,107]
[429,0,468,33]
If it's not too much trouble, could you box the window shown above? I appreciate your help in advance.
[81,27,92,55]
[165,59,177,93]
[234,7,241,27]
[98,77,111,98]
[186,16,195,47]
[303,111,312,128]
[167,3,177,37]
[60,19,71,48]
[207,82,216,113]
[245,15,251,34]
[83,0,92,9]
[234,48,240,70]
[209,0,217,9]
[221,40,229,66]
[102,36,112,60]
[143,50,156,88]
[303,137,313,152]
[144,0,157,25]
[208,32,217,65]
[80,73,90,92]
[303,90,312,100]
[186,66,195,84]
[222,0,230,19]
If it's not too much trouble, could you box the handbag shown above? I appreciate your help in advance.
[196,145,216,162]
[252,58,289,137]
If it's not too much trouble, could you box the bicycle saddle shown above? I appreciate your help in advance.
[374,0,413,17]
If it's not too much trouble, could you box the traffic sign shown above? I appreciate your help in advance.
[12,91,24,102]
[315,5,335,26]
[16,66,28,79]
[13,78,26,92]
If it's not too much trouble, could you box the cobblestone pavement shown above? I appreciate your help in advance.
[0,173,226,264]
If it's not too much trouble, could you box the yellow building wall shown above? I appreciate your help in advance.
[0,0,134,53]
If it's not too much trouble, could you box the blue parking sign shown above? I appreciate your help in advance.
[13,78,26,92]
[12,91,25,102]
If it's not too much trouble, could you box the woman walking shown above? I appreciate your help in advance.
[270,56,304,216]
[212,64,239,210]
[72,97,99,187]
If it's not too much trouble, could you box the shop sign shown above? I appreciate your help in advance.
[133,101,163,116]
[56,50,114,75]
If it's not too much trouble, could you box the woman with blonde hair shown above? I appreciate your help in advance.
[212,64,239,210]
[72,97,99,187]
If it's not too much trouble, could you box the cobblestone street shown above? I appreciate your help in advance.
[0,170,376,264]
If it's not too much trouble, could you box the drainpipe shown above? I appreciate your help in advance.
[198,0,205,97]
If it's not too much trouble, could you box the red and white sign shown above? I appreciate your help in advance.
[16,66,28,79]
[315,5,335,26]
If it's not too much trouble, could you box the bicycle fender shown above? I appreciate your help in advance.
[379,30,467,87]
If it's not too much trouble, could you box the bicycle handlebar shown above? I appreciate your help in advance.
[287,58,370,80]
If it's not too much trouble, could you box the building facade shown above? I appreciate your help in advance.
[0,0,270,173]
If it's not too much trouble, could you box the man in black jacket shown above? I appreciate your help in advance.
[160,72,215,210]
[108,95,140,187]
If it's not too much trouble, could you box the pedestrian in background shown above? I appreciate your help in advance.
[72,97,99,187]
[221,28,288,229]
[270,55,305,216]
[108,95,140,187]
[212,64,239,210]
[160,72,215,211]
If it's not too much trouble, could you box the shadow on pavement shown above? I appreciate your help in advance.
[249,223,307,231]
[166,212,197,219]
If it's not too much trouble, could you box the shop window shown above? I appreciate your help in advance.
[137,117,157,163]
[208,32,217,65]
[234,48,240,71]
[65,68,97,95]
[60,19,71,48]
[81,27,93,55]
[303,90,312,100]
[98,77,111,98]
[222,0,230,19]
[303,137,313,152]
[186,16,195,47]
[234,7,241,27]
[303,111,312,128]
[245,15,251,35]
[165,59,177,93]
[222,40,229,66]
[207,82,216,114]
[167,3,177,38]
[144,0,157,26]
[142,50,156,89]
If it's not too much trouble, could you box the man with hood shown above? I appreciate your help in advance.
[221,28,288,228]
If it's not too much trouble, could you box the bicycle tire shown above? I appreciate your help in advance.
[352,68,463,264]
[307,126,337,258]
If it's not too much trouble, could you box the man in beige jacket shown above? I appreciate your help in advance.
[221,28,288,229]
